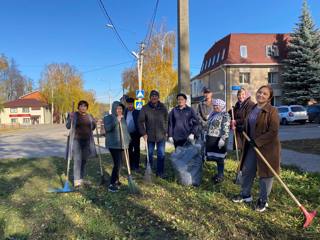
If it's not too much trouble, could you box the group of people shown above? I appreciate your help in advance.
[67,84,280,212]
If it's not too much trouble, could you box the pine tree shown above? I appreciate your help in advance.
[282,0,320,105]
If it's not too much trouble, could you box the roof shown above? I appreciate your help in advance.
[19,90,45,101]
[195,33,290,79]
[4,99,48,108]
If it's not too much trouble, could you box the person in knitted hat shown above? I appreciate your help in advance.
[205,98,230,184]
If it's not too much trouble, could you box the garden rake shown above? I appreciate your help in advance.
[231,107,242,185]
[96,127,106,185]
[48,102,75,193]
[242,131,317,228]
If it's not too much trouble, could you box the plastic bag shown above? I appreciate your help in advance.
[170,141,203,186]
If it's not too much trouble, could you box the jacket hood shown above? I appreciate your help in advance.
[111,101,125,116]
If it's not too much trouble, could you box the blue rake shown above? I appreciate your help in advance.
[48,102,76,194]
[48,181,75,193]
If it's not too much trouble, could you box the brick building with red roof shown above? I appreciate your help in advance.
[0,91,51,125]
[191,33,290,109]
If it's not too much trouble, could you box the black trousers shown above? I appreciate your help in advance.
[129,132,140,170]
[109,148,123,185]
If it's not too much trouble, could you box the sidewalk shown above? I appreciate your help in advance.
[281,149,320,173]
[228,131,320,173]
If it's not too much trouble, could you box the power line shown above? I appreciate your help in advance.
[82,60,133,74]
[144,0,160,47]
[97,0,133,58]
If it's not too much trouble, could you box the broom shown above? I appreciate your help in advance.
[242,131,317,228]
[119,120,140,194]
[143,139,152,183]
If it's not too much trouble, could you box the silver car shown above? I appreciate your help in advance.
[277,105,308,125]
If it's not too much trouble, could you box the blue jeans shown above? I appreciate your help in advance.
[147,140,165,176]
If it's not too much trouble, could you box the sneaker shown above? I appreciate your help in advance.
[108,184,119,192]
[212,175,224,184]
[115,181,122,187]
[255,199,268,212]
[232,194,253,203]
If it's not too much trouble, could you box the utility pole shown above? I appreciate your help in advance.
[178,0,191,103]
[51,86,54,124]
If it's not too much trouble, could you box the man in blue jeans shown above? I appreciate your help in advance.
[138,90,168,178]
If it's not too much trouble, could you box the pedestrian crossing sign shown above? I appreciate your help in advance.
[135,90,145,99]
[134,99,145,110]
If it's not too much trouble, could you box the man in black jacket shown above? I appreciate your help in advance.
[168,93,199,148]
[138,90,168,177]
[124,97,141,170]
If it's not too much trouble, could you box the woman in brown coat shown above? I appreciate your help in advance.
[232,85,281,212]
[231,88,255,150]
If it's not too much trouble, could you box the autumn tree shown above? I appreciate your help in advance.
[122,26,178,107]
[40,63,100,122]
[0,55,33,101]
[0,54,33,111]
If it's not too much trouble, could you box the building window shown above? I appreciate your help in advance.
[10,108,18,113]
[272,96,281,106]
[201,61,205,72]
[216,52,220,63]
[204,60,208,70]
[240,45,248,58]
[268,72,279,84]
[23,118,30,124]
[22,107,29,113]
[208,58,212,68]
[221,48,226,60]
[240,72,250,84]
[212,55,216,66]
[11,118,18,124]
[266,45,279,57]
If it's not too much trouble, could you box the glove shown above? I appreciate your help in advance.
[218,138,225,149]
[231,120,236,130]
[168,137,174,143]
[249,139,257,148]
[188,134,194,141]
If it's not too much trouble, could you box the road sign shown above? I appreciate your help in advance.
[135,90,145,99]
[134,99,145,110]
[231,85,241,91]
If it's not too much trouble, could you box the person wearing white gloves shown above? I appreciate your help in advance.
[168,93,199,148]
[205,99,230,184]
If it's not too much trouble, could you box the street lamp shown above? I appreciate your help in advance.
[131,43,144,92]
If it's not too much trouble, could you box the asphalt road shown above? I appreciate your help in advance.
[0,124,107,159]
[0,123,319,159]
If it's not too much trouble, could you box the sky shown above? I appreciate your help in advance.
[1,0,320,103]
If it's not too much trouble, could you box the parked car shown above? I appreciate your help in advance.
[277,105,308,125]
[306,104,320,123]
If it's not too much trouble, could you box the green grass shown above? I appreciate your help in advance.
[0,151,319,239]
[282,139,320,155]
